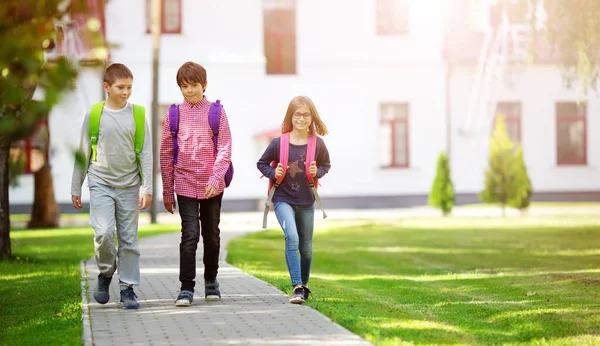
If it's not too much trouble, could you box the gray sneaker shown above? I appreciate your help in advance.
[289,286,305,304]
[175,290,194,307]
[120,287,140,309]
[93,274,112,304]
[205,280,221,301]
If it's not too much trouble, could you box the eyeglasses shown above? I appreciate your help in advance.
[292,113,312,120]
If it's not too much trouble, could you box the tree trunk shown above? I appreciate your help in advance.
[28,126,59,229]
[28,164,60,228]
[0,135,12,260]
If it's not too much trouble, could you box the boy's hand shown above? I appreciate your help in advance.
[204,185,217,199]
[308,161,317,177]
[164,201,177,214]
[139,194,152,210]
[274,163,285,179]
[71,195,83,210]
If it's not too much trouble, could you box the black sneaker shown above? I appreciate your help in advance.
[120,286,140,309]
[289,286,305,304]
[93,274,112,304]
[205,280,221,301]
[301,286,312,301]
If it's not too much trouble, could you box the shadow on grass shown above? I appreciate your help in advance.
[307,274,600,344]
[0,261,83,345]
[228,222,600,345]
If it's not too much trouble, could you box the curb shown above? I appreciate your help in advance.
[80,260,93,346]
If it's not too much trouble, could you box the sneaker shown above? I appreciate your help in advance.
[119,287,140,309]
[205,280,221,301]
[93,274,112,304]
[301,286,312,301]
[289,286,305,304]
[175,290,194,307]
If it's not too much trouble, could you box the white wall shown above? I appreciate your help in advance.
[10,0,597,207]
[10,67,104,205]
[103,0,449,201]
[450,64,600,193]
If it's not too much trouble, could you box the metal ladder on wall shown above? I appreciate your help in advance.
[459,11,528,138]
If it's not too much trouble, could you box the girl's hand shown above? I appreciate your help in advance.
[308,161,317,177]
[274,163,285,179]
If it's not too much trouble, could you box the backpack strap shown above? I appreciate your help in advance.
[305,135,327,220]
[168,104,179,163]
[208,100,223,157]
[207,99,234,187]
[89,101,105,162]
[132,104,146,179]
[263,133,290,228]
[89,102,146,180]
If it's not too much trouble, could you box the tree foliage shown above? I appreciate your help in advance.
[480,116,514,214]
[429,152,455,216]
[508,145,533,211]
[0,0,79,260]
[509,0,600,94]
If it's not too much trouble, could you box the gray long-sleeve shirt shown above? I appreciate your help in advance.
[70,103,153,196]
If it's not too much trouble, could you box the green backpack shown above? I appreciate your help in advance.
[89,101,146,178]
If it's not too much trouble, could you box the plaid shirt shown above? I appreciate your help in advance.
[160,97,232,204]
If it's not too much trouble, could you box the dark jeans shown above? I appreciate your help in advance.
[177,193,223,292]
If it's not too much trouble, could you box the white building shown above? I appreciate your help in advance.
[10,0,599,213]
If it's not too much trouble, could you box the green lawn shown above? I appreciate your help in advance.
[0,223,178,346]
[227,216,600,345]
[460,201,600,209]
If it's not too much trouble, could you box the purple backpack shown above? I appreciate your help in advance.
[168,99,234,187]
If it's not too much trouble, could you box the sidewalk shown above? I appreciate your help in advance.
[83,219,372,346]
[81,205,600,345]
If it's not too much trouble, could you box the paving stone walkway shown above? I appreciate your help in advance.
[83,220,372,345]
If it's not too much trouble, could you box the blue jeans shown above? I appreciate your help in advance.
[274,202,314,286]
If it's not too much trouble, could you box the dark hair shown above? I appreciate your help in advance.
[103,63,133,85]
[176,61,207,90]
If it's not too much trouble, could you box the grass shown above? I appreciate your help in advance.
[0,222,178,346]
[460,201,600,209]
[227,216,600,345]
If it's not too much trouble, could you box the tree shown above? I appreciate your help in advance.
[428,152,455,216]
[510,0,600,94]
[28,120,60,228]
[0,1,78,260]
[479,116,517,216]
[508,145,533,212]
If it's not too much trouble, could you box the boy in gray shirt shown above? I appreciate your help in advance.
[71,63,152,309]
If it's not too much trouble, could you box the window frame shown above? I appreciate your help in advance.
[376,0,410,36]
[380,103,410,168]
[556,102,587,166]
[263,4,296,75]
[495,102,522,144]
[146,0,182,34]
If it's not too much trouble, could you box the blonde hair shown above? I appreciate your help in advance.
[281,96,328,136]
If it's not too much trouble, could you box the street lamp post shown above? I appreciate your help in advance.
[149,0,161,224]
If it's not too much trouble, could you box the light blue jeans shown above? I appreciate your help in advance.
[274,202,314,286]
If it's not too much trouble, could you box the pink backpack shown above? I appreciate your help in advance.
[262,132,327,228]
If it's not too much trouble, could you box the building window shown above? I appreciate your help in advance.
[556,102,587,165]
[380,103,409,168]
[146,0,182,34]
[376,0,410,35]
[495,102,521,143]
[263,0,296,74]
